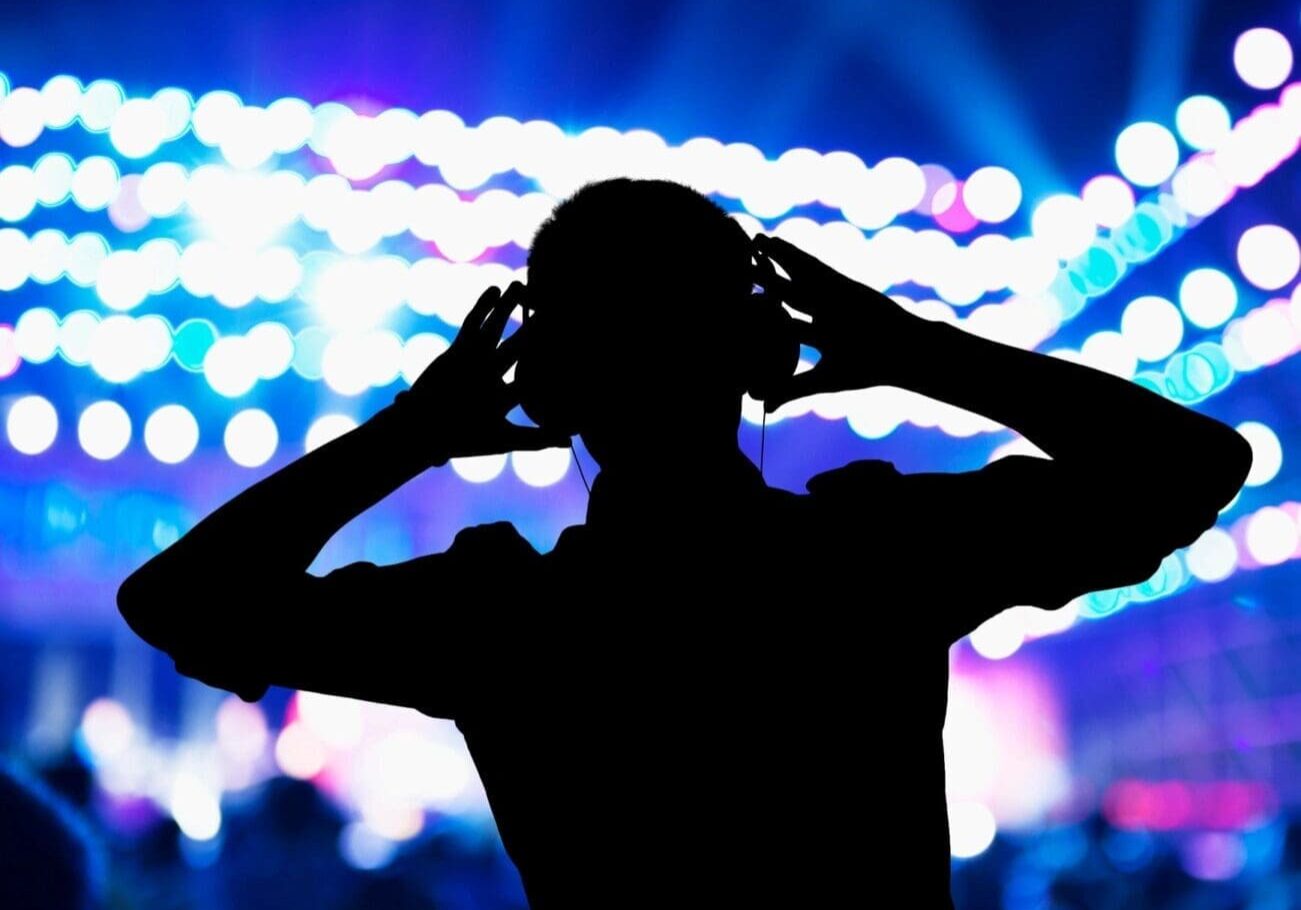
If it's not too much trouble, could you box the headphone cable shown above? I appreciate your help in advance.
[571,439,592,495]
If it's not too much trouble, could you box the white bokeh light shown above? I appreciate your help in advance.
[0,228,30,291]
[110,98,167,159]
[40,75,83,129]
[1179,268,1237,328]
[1031,194,1096,259]
[274,722,326,779]
[511,448,571,487]
[340,822,398,871]
[88,316,147,385]
[6,395,58,455]
[451,453,508,483]
[1175,95,1232,150]
[1236,421,1282,487]
[204,336,259,397]
[948,801,997,858]
[152,86,193,140]
[169,773,221,842]
[70,156,120,211]
[306,414,358,452]
[1237,225,1300,290]
[138,162,189,217]
[224,409,279,468]
[135,314,173,370]
[1080,175,1135,229]
[14,308,61,363]
[1172,156,1233,217]
[33,153,75,206]
[1115,122,1180,187]
[962,166,1021,223]
[1245,507,1298,565]
[81,698,134,762]
[1121,296,1183,362]
[78,80,124,132]
[246,322,295,379]
[969,610,1025,660]
[0,164,38,222]
[144,404,199,464]
[192,90,242,146]
[29,228,68,284]
[95,250,153,311]
[401,333,450,385]
[1235,28,1293,90]
[1080,330,1137,379]
[78,400,132,460]
[0,87,46,147]
[59,310,99,364]
[1185,527,1238,582]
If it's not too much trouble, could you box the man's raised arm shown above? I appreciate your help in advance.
[754,233,1252,629]
[117,282,566,706]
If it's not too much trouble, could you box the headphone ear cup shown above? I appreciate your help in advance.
[741,297,801,403]
[514,316,580,437]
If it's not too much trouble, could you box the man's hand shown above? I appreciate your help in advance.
[753,233,929,412]
[397,280,570,464]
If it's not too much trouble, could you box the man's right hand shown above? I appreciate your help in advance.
[753,233,931,412]
[397,280,570,464]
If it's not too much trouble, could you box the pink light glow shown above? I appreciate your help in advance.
[933,180,979,233]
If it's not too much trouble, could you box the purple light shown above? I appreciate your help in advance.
[933,180,978,233]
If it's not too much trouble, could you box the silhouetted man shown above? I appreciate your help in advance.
[118,178,1253,909]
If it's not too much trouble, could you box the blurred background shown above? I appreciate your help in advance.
[2,0,1301,907]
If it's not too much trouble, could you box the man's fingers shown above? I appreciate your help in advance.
[788,315,820,346]
[755,234,829,280]
[761,365,830,413]
[753,257,796,299]
[495,319,535,371]
[497,423,571,451]
[461,285,503,338]
[482,282,524,346]
[755,238,831,315]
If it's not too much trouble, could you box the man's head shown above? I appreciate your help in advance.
[516,178,763,469]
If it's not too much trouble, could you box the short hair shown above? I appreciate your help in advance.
[526,177,753,323]
[0,761,104,910]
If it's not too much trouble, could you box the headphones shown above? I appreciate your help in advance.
[511,253,801,488]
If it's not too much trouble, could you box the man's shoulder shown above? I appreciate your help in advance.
[803,458,903,500]
[447,520,544,562]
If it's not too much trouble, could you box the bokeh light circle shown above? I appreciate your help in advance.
[78,400,132,460]
[306,414,358,453]
[1245,507,1298,565]
[144,404,199,464]
[6,394,58,455]
[1115,122,1179,187]
[1234,28,1293,90]
[511,448,571,487]
[1186,528,1238,583]
[451,453,508,483]
[1179,269,1238,328]
[1120,296,1183,362]
[1081,175,1135,229]
[224,409,279,468]
[1236,421,1282,487]
[962,166,1021,223]
[1032,194,1096,259]
[1237,225,1300,290]
[1175,96,1232,150]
